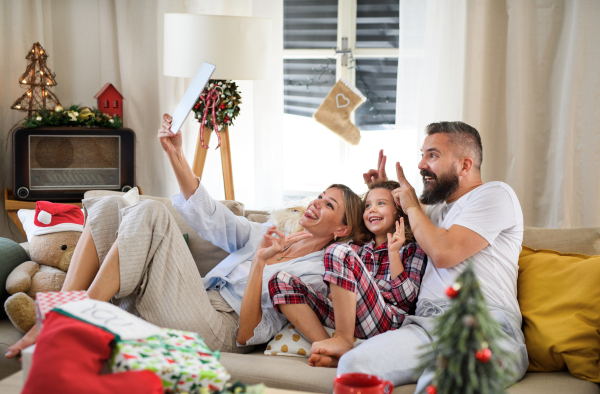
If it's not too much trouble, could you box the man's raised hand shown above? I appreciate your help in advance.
[392,162,421,214]
[363,149,388,187]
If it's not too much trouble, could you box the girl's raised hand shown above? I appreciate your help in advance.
[387,218,406,254]
[157,113,183,155]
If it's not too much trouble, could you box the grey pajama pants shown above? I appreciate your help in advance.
[82,195,252,354]
[337,299,529,392]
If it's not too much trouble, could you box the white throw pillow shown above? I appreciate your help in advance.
[122,187,140,206]
[16,188,139,242]
[265,324,364,358]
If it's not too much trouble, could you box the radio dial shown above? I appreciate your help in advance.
[17,187,30,199]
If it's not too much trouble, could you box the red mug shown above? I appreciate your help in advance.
[333,373,394,394]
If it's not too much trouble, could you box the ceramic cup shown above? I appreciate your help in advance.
[333,373,394,394]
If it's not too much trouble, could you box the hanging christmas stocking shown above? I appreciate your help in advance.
[23,311,163,394]
[313,78,366,145]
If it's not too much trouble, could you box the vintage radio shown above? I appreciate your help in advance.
[12,126,135,201]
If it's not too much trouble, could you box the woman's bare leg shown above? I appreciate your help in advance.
[87,240,120,301]
[6,223,104,359]
[61,223,101,291]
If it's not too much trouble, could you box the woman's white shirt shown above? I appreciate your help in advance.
[172,181,327,346]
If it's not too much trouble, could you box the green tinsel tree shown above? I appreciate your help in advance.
[418,260,517,394]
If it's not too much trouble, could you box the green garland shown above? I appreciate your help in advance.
[192,80,241,130]
[23,104,123,129]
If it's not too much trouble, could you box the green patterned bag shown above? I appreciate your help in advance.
[110,327,230,393]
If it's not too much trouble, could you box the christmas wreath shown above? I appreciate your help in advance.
[192,80,241,149]
[23,104,123,129]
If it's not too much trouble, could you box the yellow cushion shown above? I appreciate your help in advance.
[518,246,600,382]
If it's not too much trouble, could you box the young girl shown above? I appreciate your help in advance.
[268,181,427,367]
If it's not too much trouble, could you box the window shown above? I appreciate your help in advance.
[282,0,403,199]
[113,100,119,109]
[104,100,109,108]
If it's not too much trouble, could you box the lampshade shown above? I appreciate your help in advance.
[163,13,272,80]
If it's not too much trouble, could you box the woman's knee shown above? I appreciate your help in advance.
[125,200,172,224]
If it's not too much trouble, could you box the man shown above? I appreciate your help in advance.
[337,122,529,389]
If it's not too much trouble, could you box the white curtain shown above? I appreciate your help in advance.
[398,0,600,228]
[0,0,54,242]
[0,0,283,241]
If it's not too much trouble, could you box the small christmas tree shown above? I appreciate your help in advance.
[11,42,62,117]
[418,260,517,394]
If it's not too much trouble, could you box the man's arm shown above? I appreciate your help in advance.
[393,164,488,269]
[405,209,488,268]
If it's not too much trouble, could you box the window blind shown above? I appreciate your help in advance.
[284,0,338,49]
[284,59,336,117]
[355,58,398,130]
[356,0,400,48]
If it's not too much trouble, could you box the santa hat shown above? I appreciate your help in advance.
[33,201,84,235]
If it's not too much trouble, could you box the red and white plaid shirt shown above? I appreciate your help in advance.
[347,240,427,314]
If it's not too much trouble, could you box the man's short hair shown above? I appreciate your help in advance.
[425,121,483,171]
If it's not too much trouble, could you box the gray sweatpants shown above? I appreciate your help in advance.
[337,299,529,392]
[82,195,251,353]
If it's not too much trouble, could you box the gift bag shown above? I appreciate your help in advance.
[55,299,230,393]
[110,328,230,393]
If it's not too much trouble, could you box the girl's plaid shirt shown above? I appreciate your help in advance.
[340,240,428,313]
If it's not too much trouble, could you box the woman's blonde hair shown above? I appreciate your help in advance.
[326,184,363,244]
[353,180,415,246]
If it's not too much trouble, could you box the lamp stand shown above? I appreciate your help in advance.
[191,125,235,200]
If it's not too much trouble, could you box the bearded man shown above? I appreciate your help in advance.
[336,122,529,389]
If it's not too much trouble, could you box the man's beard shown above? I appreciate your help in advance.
[420,166,460,205]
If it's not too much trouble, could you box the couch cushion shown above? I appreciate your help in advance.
[221,348,599,394]
[0,238,30,319]
[518,247,600,382]
[0,319,23,380]
[83,190,245,277]
[523,227,600,255]
[507,372,600,394]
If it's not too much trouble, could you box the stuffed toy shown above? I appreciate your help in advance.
[4,201,84,333]
[268,198,310,234]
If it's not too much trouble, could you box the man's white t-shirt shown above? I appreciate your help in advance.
[417,181,524,320]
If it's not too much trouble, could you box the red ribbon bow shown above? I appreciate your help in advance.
[199,88,222,149]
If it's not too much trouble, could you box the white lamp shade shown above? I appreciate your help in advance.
[163,13,272,80]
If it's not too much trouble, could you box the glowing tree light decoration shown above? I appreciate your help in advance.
[11,42,62,117]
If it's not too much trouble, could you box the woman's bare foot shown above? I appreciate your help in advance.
[5,325,39,360]
[308,335,353,368]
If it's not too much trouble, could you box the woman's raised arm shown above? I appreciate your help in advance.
[158,113,199,200]
[159,113,265,252]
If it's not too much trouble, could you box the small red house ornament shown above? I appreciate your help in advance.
[94,83,124,120]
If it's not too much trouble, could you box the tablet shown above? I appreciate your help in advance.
[170,62,216,134]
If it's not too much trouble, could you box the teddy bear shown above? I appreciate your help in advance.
[268,198,310,234]
[4,201,84,333]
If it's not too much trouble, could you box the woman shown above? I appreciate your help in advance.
[6,113,363,357]
[268,180,427,367]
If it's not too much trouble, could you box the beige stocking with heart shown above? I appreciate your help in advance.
[313,78,366,145]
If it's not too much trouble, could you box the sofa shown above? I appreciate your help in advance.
[1,191,599,394]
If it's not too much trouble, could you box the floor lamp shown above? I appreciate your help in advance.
[163,13,272,200]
